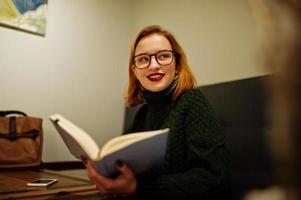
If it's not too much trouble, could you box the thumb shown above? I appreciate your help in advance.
[117,161,134,177]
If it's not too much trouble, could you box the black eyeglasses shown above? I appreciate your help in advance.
[133,50,174,69]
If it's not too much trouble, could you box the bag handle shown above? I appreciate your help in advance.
[8,116,17,141]
[0,110,27,117]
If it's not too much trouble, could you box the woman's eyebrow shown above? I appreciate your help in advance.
[134,49,173,57]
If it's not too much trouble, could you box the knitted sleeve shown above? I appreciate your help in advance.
[135,89,230,199]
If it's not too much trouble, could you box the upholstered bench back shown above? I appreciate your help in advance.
[200,75,275,200]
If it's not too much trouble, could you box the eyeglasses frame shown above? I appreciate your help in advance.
[132,50,175,69]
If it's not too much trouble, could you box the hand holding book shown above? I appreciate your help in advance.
[84,158,137,195]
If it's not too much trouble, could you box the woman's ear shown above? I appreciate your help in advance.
[174,72,179,81]
[175,68,179,75]
[132,65,137,76]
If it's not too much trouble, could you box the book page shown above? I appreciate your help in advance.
[50,114,101,160]
[100,128,169,158]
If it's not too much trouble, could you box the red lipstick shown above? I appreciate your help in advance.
[147,73,164,82]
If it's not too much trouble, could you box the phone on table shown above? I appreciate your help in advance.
[26,178,58,187]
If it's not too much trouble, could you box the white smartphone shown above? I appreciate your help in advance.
[26,178,58,187]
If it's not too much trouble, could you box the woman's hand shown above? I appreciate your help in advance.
[84,159,137,196]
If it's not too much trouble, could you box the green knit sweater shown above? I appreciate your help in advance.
[127,87,231,199]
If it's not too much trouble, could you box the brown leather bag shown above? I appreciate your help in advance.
[0,111,43,169]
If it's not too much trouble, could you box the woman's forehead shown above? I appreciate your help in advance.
[135,34,172,55]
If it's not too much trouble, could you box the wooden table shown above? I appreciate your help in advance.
[0,169,103,199]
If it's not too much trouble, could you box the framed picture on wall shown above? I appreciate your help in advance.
[0,0,48,36]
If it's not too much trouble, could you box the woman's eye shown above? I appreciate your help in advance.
[158,53,171,60]
[138,57,149,63]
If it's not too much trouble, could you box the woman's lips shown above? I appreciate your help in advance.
[147,73,164,82]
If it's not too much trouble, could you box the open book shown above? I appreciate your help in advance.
[49,114,169,178]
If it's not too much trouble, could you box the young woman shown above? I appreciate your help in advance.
[84,25,231,199]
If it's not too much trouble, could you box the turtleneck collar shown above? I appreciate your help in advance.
[142,81,177,113]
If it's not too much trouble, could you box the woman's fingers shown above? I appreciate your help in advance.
[84,160,113,194]
[117,161,134,179]
[116,162,137,194]
[84,159,136,195]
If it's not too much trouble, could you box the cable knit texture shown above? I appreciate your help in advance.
[126,88,231,200]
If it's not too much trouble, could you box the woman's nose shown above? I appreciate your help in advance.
[149,56,160,70]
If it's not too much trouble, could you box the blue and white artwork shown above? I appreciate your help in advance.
[0,0,48,36]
